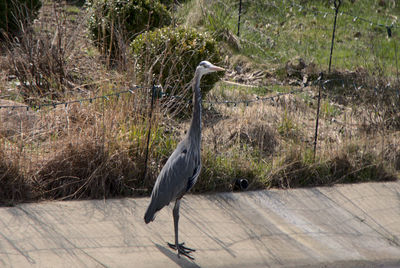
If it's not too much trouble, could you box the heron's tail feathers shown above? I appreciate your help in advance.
[144,201,156,224]
[144,210,155,224]
[144,188,169,224]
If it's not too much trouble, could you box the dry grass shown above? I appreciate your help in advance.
[268,140,398,189]
[200,78,399,190]
[0,148,31,204]
[0,0,398,204]
[33,140,139,200]
[203,115,278,156]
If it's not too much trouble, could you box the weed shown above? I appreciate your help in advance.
[277,107,301,141]
[197,147,258,192]
[320,100,340,119]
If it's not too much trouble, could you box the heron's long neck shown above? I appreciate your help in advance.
[188,71,202,147]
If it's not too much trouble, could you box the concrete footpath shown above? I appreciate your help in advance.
[0,181,399,268]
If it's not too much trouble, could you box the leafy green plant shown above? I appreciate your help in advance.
[130,26,223,99]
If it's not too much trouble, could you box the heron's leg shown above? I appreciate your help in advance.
[167,199,195,259]
[173,199,180,248]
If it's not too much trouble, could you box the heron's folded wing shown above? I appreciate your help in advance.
[151,148,195,208]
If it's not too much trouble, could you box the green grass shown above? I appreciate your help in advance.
[197,145,273,192]
[210,82,296,102]
[320,100,341,119]
[64,5,81,15]
[210,83,268,101]
[186,0,399,76]
[277,108,301,141]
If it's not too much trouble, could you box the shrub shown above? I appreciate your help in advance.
[0,0,42,39]
[130,26,223,101]
[5,5,83,104]
[87,0,171,60]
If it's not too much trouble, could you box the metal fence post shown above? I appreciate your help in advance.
[328,0,341,73]
[313,0,341,160]
[237,0,242,37]
[313,74,323,160]
[143,83,156,183]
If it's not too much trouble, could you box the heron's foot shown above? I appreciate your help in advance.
[167,242,196,260]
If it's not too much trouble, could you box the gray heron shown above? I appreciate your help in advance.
[144,61,225,259]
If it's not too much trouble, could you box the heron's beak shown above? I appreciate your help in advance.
[210,65,225,72]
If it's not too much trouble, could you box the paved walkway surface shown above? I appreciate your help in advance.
[0,181,399,267]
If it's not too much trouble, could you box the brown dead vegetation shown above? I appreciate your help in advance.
[0,149,31,204]
[0,0,398,203]
[34,141,139,200]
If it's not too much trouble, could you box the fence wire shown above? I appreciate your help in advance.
[0,0,399,196]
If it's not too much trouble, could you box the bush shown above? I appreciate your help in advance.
[130,26,223,101]
[87,0,171,59]
[5,4,83,105]
[0,0,42,39]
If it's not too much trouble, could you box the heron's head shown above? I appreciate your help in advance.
[196,61,225,76]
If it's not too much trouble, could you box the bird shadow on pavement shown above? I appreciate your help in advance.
[155,244,201,268]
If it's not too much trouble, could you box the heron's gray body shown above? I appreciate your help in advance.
[144,69,202,224]
[143,61,224,259]
[144,138,201,223]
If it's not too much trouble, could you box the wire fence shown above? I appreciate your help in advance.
[0,86,136,176]
[235,0,399,71]
[233,0,399,153]
[0,0,399,196]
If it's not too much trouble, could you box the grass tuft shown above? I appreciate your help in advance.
[0,149,31,204]
[34,141,139,200]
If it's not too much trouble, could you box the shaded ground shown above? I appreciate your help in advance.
[0,181,399,267]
